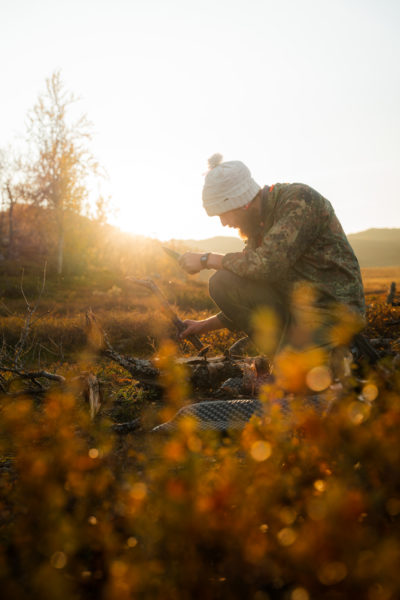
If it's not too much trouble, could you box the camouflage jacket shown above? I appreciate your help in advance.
[221,183,366,317]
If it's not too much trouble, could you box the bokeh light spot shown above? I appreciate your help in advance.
[313,479,327,492]
[130,482,147,501]
[81,571,91,579]
[163,440,185,462]
[277,527,297,546]
[88,448,99,459]
[179,415,197,434]
[252,308,280,356]
[110,560,128,578]
[306,365,332,391]
[250,440,272,462]
[51,551,67,569]
[348,402,370,425]
[127,536,138,548]
[362,383,378,402]
[291,588,310,600]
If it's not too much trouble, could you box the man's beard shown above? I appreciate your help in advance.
[237,207,262,240]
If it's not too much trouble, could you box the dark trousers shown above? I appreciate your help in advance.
[209,270,289,354]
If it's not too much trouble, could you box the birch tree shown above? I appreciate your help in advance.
[25,71,98,274]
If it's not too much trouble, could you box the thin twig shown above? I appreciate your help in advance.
[0,300,14,316]
[38,342,60,356]
[32,261,47,313]
[19,268,30,309]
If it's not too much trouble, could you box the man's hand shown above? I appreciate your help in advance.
[179,315,224,339]
[179,252,224,274]
[179,319,207,338]
[179,252,203,274]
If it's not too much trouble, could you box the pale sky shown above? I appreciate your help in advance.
[1,0,399,240]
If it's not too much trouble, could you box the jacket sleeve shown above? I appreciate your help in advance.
[221,187,323,282]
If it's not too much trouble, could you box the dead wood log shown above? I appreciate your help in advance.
[102,344,260,396]
[103,347,161,387]
[85,309,161,387]
[85,310,271,398]
[107,348,267,398]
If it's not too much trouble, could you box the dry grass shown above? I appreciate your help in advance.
[0,278,238,362]
[0,265,399,365]
[362,266,400,296]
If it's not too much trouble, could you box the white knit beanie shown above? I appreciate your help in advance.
[202,153,261,217]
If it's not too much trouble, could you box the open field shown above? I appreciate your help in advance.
[362,266,400,296]
[0,265,398,364]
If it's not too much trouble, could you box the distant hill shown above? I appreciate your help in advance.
[348,229,400,243]
[181,236,245,254]
[347,229,400,268]
[182,229,400,268]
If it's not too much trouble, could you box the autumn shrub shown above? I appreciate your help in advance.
[0,331,399,599]
[365,302,400,340]
[0,265,399,599]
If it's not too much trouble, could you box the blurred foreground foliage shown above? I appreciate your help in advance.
[0,219,399,598]
[0,315,400,599]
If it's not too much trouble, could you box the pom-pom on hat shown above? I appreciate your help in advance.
[202,153,261,217]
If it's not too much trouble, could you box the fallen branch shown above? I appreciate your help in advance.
[103,347,161,387]
[0,366,65,384]
[85,310,161,387]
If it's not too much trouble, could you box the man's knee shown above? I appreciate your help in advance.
[209,269,288,332]
[209,269,239,305]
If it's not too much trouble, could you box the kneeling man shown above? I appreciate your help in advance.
[179,154,365,381]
